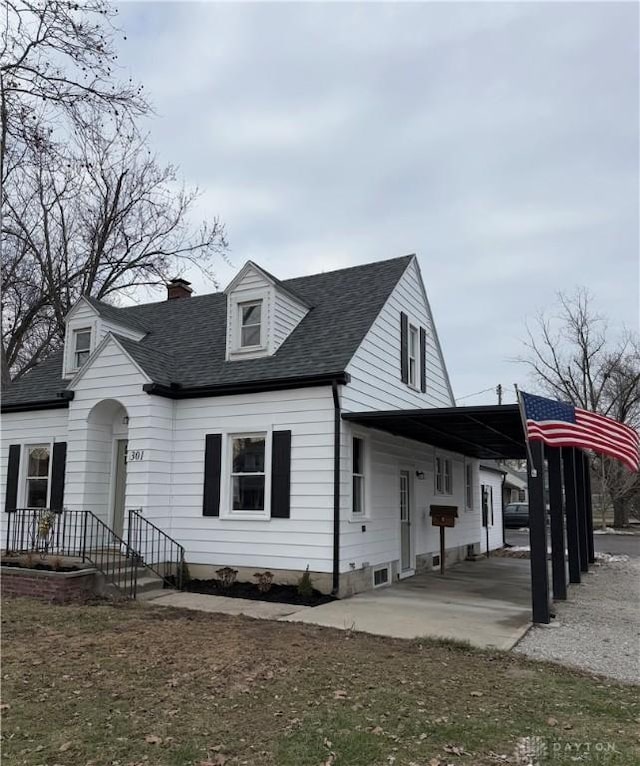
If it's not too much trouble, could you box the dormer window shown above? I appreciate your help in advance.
[239,300,262,348]
[73,328,92,369]
[224,261,310,361]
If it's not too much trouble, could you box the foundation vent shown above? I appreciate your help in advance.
[373,566,390,587]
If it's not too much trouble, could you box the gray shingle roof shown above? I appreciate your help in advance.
[83,296,150,334]
[3,255,412,408]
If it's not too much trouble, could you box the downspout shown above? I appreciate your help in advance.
[331,379,341,596]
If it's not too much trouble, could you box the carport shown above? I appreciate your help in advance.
[284,556,532,649]
[342,405,597,625]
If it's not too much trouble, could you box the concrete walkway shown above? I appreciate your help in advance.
[149,558,532,650]
[149,590,311,620]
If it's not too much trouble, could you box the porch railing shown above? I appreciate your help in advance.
[127,509,186,590]
[4,508,139,598]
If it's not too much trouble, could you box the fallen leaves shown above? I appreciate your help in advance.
[333,689,348,699]
[199,756,226,766]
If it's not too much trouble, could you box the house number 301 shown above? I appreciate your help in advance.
[126,449,144,463]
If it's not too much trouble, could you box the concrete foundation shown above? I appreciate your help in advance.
[185,543,483,599]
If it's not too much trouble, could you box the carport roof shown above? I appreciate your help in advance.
[343,404,526,460]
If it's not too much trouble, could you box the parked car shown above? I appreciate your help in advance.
[504,502,529,528]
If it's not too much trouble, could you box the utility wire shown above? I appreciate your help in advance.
[456,386,496,402]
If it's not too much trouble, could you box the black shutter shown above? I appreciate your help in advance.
[203,434,222,516]
[271,430,291,518]
[5,444,20,512]
[419,326,427,393]
[400,312,409,384]
[50,442,67,511]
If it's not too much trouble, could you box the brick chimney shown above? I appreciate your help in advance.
[167,277,193,301]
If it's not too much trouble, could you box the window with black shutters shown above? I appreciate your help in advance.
[25,445,50,508]
[352,436,365,515]
[230,434,266,513]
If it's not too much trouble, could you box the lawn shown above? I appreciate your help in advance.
[2,598,638,766]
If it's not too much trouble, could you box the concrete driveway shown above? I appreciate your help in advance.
[282,558,532,650]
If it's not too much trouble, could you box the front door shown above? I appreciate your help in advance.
[112,439,128,537]
[400,469,412,571]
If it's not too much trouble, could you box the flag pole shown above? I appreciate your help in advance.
[514,384,537,478]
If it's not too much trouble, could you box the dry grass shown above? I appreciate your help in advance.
[2,597,638,766]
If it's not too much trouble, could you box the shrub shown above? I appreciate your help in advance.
[253,571,274,593]
[51,557,64,571]
[297,565,313,600]
[215,566,238,588]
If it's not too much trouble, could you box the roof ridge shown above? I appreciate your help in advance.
[283,253,414,285]
[94,254,416,315]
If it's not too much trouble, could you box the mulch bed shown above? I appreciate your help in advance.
[171,577,336,607]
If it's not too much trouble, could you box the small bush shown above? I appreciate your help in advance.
[215,567,238,588]
[51,557,64,571]
[297,565,313,600]
[253,571,274,593]
[24,552,35,569]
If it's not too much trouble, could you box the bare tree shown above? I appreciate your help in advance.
[520,289,640,527]
[1,1,227,380]
[1,0,147,180]
[2,116,227,378]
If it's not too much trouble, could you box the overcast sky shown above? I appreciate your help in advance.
[116,1,638,405]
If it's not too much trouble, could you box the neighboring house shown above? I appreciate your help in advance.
[1,255,503,596]
[478,462,506,553]
[502,465,528,507]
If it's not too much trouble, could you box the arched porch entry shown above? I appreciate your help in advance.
[86,399,129,536]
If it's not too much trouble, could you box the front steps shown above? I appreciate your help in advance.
[89,550,170,599]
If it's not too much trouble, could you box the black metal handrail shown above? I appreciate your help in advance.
[4,509,139,598]
[127,508,186,589]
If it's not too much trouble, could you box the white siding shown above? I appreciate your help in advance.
[479,468,505,552]
[66,337,173,532]
[272,290,308,352]
[0,409,69,515]
[170,386,335,572]
[340,421,482,573]
[343,257,455,412]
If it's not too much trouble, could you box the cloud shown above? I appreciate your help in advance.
[115,1,638,404]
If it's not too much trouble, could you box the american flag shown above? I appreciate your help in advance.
[519,391,639,473]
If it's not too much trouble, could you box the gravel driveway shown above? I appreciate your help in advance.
[515,557,640,684]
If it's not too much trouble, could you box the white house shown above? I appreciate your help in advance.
[1,255,506,596]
